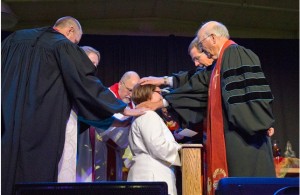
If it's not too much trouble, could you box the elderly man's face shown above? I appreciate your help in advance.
[197,30,218,60]
[119,77,140,104]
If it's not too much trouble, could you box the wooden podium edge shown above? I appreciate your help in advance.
[181,143,203,148]
[181,143,202,195]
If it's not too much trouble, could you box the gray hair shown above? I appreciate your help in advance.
[201,21,230,39]
[120,71,140,83]
[80,46,101,62]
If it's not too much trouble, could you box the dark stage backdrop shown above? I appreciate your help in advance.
[2,31,299,157]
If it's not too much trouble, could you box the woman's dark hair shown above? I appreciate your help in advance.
[131,84,156,105]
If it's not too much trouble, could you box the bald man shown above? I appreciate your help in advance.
[105,71,140,180]
[1,16,143,195]
[110,71,140,107]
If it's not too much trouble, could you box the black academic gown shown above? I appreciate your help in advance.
[164,66,213,131]
[1,27,126,195]
[220,44,276,177]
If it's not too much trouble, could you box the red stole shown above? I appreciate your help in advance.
[205,40,236,195]
[109,83,121,99]
[109,83,134,108]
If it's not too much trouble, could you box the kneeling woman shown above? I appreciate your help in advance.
[127,84,181,195]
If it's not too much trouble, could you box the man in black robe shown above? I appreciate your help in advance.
[197,21,275,186]
[138,37,214,195]
[139,37,214,140]
[1,16,142,195]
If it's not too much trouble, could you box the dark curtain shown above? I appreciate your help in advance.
[2,31,299,157]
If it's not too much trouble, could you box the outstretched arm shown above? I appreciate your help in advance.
[139,76,169,86]
[122,107,148,117]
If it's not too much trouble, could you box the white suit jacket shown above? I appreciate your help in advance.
[127,110,181,195]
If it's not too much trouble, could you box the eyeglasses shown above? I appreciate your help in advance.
[192,55,202,63]
[198,34,213,47]
[153,90,162,95]
[121,81,133,92]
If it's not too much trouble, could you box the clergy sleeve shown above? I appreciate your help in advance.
[172,69,197,88]
[135,111,181,165]
[56,42,126,120]
[164,67,212,126]
[165,68,211,109]
[221,45,275,135]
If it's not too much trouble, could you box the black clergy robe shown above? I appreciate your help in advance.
[220,44,276,177]
[163,43,275,177]
[163,66,213,133]
[1,27,127,195]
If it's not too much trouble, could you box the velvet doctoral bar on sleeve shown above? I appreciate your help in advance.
[220,44,275,177]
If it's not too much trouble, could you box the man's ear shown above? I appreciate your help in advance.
[70,26,75,32]
[211,34,217,44]
[67,26,74,36]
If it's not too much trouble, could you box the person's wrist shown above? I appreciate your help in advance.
[163,76,168,85]
[122,107,128,116]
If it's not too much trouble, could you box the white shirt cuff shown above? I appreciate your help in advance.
[163,76,173,87]
[167,77,173,87]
